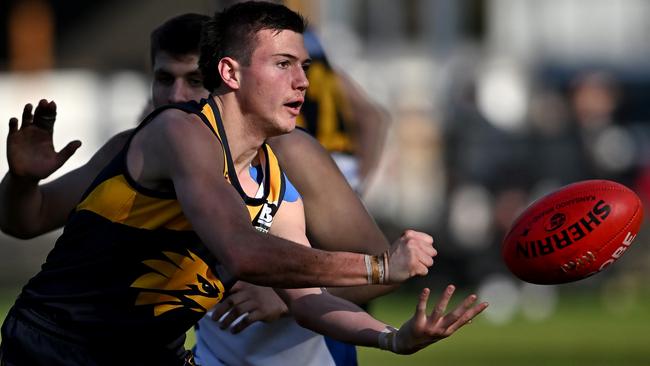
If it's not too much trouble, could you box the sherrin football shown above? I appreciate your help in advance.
[502,180,643,284]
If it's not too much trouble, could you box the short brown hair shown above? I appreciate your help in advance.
[199,1,306,92]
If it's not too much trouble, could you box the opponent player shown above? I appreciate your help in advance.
[1,3,486,365]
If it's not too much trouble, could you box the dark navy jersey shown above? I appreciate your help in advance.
[12,96,288,347]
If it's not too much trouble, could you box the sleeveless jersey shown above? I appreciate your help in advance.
[194,93,356,365]
[11,97,287,349]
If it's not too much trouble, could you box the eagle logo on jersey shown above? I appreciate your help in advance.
[131,250,224,316]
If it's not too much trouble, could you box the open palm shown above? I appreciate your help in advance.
[7,100,80,180]
[395,285,489,354]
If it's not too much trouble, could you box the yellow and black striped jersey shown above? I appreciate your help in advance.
[13,97,287,347]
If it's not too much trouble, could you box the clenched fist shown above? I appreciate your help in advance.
[387,230,436,284]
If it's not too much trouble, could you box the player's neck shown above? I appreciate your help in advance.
[213,94,265,174]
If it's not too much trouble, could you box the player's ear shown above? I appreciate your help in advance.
[218,57,240,90]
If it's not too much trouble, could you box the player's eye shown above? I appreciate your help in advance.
[188,78,204,87]
[155,73,173,86]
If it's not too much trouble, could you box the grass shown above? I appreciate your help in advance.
[2,286,649,366]
[356,288,650,366]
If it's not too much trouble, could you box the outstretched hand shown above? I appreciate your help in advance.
[389,285,488,354]
[7,100,81,181]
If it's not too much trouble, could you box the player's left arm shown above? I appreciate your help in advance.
[269,196,385,346]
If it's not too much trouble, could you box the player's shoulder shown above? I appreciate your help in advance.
[143,107,205,140]
[269,128,322,151]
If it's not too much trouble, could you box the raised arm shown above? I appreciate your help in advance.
[336,71,389,191]
[0,100,130,238]
[133,109,435,288]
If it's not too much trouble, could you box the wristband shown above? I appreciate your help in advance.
[378,326,399,352]
[364,254,373,284]
[382,250,389,284]
[366,251,390,285]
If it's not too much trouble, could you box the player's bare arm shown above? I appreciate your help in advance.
[132,108,434,288]
[269,129,397,304]
[1,100,132,238]
[265,193,488,354]
[269,129,389,253]
[337,72,389,191]
[201,128,396,331]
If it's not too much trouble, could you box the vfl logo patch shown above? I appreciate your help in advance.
[131,250,224,316]
[254,202,278,233]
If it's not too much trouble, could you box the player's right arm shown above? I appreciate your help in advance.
[133,108,435,288]
[0,100,131,239]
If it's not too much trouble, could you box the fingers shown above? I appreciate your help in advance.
[444,299,489,334]
[8,117,19,134]
[430,284,454,321]
[218,300,257,329]
[210,301,231,322]
[55,140,82,168]
[401,230,436,257]
[219,308,244,329]
[437,291,489,334]
[33,99,57,133]
[402,230,437,277]
[230,310,260,334]
[415,288,431,319]
[437,293,476,329]
[20,104,34,129]
[210,280,246,320]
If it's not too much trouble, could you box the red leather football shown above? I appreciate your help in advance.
[502,180,643,284]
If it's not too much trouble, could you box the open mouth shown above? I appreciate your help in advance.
[284,100,303,116]
[285,100,303,109]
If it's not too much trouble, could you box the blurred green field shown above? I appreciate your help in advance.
[2,286,649,366]
[356,288,650,366]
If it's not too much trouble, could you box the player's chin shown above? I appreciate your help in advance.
[269,120,296,137]
[280,117,297,133]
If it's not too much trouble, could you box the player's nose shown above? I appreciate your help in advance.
[293,67,309,91]
[168,81,190,103]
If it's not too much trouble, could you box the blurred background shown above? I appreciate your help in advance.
[1,0,649,365]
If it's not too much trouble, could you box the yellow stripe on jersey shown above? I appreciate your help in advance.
[201,102,228,177]
[76,174,191,231]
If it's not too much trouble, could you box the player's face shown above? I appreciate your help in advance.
[152,51,209,108]
[237,29,310,136]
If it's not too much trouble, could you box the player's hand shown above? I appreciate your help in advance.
[387,230,436,283]
[7,100,81,181]
[210,281,289,334]
[391,285,488,354]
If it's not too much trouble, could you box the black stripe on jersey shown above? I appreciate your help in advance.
[207,97,272,207]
